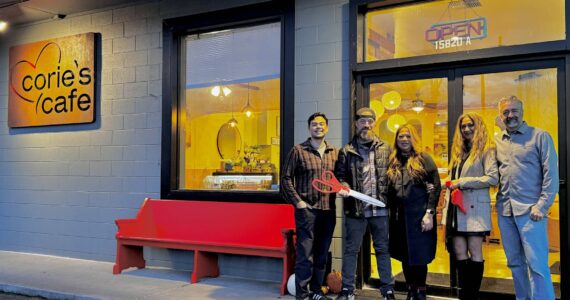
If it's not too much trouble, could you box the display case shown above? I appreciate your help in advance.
[204,172,276,191]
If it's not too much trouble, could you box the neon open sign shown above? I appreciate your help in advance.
[425,17,487,49]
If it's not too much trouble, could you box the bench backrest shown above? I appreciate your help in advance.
[117,199,295,248]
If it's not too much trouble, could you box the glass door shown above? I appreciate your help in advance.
[363,63,564,298]
[461,67,561,297]
[366,76,451,288]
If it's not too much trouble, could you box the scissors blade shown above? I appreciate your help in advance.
[348,190,386,207]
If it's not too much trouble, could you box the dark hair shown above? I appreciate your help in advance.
[307,112,328,126]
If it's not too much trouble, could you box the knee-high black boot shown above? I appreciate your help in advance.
[456,259,470,300]
[470,260,484,300]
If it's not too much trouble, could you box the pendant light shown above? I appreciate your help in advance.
[242,83,254,117]
[227,93,238,127]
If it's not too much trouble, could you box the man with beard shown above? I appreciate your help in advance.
[282,112,338,300]
[334,108,395,300]
[495,96,558,300]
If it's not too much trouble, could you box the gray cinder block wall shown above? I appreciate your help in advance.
[0,0,350,281]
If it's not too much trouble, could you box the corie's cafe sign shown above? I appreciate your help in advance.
[9,33,95,128]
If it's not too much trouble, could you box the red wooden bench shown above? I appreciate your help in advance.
[113,198,296,295]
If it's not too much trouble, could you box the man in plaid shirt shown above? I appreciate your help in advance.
[281,112,339,300]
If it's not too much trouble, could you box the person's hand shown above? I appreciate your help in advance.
[426,183,435,193]
[338,189,349,198]
[296,201,308,209]
[421,214,433,232]
[447,180,460,190]
[530,205,545,221]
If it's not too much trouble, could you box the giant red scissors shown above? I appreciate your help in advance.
[312,170,385,207]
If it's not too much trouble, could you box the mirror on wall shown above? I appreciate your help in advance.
[217,123,242,161]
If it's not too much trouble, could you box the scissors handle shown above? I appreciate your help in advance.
[311,171,347,194]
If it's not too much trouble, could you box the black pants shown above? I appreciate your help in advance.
[402,263,428,288]
[294,208,336,298]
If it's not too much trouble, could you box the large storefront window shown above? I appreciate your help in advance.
[161,1,293,201]
[364,0,565,61]
[179,23,281,191]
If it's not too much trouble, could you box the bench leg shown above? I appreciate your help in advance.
[191,250,219,283]
[281,250,296,295]
[113,242,145,274]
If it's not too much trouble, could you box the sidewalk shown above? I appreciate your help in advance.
[0,251,451,300]
[0,251,298,300]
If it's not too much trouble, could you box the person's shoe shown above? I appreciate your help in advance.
[381,289,396,300]
[310,290,332,300]
[415,288,426,300]
[335,288,355,300]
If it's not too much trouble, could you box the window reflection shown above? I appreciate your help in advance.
[179,23,281,191]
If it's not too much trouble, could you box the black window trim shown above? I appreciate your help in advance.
[161,0,295,203]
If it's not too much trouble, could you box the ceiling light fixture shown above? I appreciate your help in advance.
[211,85,231,99]
[381,91,401,110]
[411,99,424,113]
[0,21,7,32]
[227,91,238,127]
[242,83,254,117]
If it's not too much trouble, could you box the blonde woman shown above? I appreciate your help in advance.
[387,124,441,300]
[442,113,498,300]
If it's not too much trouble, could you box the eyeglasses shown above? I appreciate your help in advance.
[357,118,375,125]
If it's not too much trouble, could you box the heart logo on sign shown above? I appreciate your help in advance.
[10,42,62,110]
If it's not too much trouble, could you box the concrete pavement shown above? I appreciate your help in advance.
[0,251,297,300]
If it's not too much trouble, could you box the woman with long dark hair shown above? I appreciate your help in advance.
[387,124,441,300]
[442,113,498,300]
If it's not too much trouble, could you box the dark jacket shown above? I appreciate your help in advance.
[388,152,442,265]
[334,135,391,218]
[281,139,339,209]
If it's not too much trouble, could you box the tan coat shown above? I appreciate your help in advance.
[442,149,498,232]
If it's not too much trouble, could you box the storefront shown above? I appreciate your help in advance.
[350,0,568,298]
[0,0,567,298]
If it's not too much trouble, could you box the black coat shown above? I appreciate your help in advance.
[334,136,391,217]
[388,152,441,265]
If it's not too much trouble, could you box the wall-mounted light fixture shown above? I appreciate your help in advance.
[0,21,7,32]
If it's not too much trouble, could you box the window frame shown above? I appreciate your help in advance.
[161,0,295,203]
[349,0,570,71]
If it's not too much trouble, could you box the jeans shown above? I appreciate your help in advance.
[498,213,555,300]
[342,216,394,294]
[294,208,336,298]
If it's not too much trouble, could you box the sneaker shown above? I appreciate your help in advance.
[311,291,332,300]
[335,288,355,300]
[382,289,396,300]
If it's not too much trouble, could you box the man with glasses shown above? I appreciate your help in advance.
[495,96,558,300]
[334,108,395,300]
[282,112,339,300]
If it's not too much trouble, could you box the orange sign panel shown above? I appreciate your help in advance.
[9,33,95,128]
